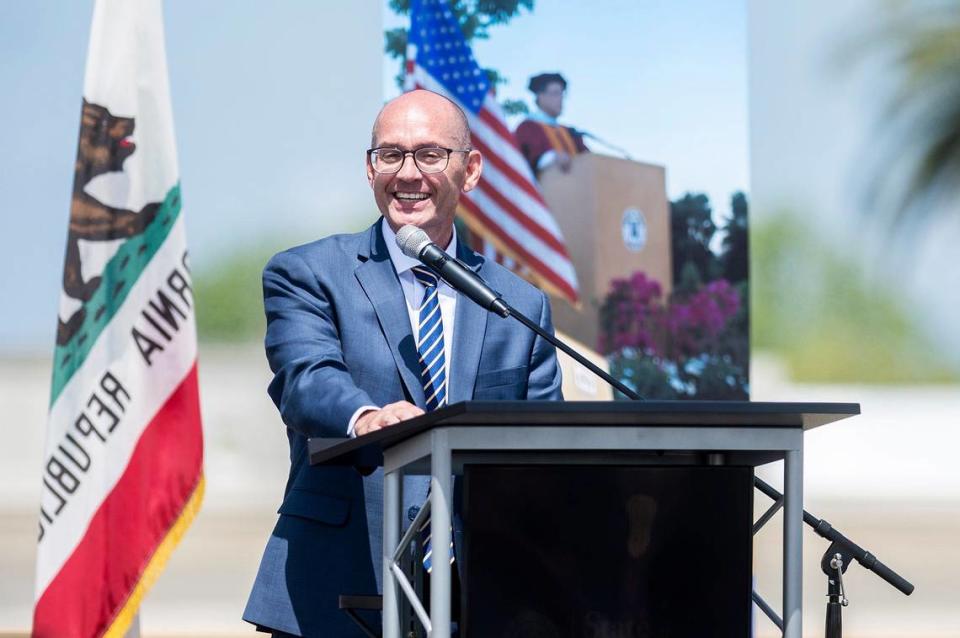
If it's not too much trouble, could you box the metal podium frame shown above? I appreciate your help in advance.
[309,400,860,638]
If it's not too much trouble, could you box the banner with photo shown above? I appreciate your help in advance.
[384,0,750,399]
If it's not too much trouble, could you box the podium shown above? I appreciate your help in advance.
[539,154,673,348]
[310,400,859,638]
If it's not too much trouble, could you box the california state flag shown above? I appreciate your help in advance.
[34,1,204,636]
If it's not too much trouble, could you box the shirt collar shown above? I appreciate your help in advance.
[381,217,458,276]
[528,108,559,126]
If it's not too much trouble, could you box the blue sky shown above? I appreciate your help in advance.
[0,1,748,353]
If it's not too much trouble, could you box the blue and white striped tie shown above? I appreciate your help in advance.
[412,266,453,572]
[413,266,447,411]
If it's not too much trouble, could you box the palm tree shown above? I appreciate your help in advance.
[863,2,960,234]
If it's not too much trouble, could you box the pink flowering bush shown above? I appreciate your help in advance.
[597,272,666,354]
[598,272,748,399]
[599,273,740,359]
[662,279,741,359]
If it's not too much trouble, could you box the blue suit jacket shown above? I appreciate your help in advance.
[243,220,562,637]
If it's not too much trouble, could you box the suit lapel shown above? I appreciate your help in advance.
[448,241,488,403]
[355,222,426,407]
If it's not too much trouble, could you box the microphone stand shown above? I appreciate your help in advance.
[575,129,635,161]
[754,477,914,638]
[822,543,850,638]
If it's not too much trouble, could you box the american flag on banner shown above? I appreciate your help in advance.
[405,0,580,304]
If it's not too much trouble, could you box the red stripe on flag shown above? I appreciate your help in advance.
[460,197,578,301]
[33,365,203,638]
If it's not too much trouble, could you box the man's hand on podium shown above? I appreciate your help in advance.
[354,400,424,436]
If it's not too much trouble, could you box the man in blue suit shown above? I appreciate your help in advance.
[243,89,563,637]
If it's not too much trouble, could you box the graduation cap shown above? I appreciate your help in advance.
[528,72,567,94]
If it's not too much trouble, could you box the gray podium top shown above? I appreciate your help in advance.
[308,400,860,468]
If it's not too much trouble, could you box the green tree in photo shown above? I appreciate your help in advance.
[670,192,722,292]
[721,191,749,284]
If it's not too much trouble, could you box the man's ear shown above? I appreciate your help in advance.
[365,157,376,187]
[461,149,483,193]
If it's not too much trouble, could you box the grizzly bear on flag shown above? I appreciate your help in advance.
[59,99,160,345]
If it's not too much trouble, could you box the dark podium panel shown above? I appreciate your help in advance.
[463,465,754,638]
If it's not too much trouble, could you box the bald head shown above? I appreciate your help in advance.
[371,89,471,148]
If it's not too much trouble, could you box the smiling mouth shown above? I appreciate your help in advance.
[394,192,430,202]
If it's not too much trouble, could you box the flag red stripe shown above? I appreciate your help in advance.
[472,180,568,255]
[460,197,578,300]
[33,365,203,638]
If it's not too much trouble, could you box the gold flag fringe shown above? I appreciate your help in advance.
[102,474,205,638]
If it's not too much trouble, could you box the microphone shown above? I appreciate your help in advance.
[396,225,510,317]
[395,224,645,401]
[572,128,634,161]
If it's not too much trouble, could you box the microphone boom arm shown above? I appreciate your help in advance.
[754,476,914,596]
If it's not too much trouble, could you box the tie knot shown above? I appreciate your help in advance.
[412,266,440,288]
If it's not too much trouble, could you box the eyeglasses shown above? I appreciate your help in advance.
[367,146,471,175]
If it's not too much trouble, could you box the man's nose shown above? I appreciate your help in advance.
[396,152,423,180]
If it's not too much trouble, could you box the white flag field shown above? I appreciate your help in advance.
[33,1,204,636]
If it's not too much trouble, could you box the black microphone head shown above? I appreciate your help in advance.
[396,224,432,259]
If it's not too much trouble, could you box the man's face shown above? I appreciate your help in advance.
[367,92,482,246]
[537,81,565,118]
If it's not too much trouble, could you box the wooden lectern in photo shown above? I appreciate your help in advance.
[539,154,673,351]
